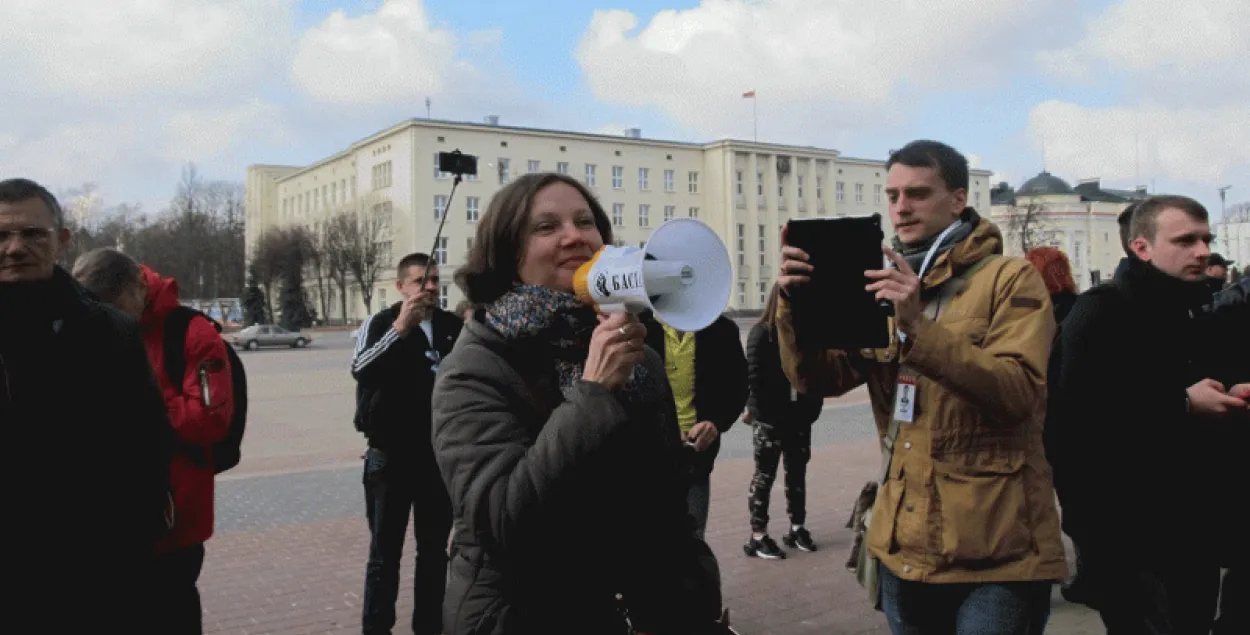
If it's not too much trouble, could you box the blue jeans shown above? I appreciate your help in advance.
[880,567,1053,635]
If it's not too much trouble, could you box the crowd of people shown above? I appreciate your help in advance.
[3,134,1247,635]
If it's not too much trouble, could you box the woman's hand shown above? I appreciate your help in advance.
[582,312,646,391]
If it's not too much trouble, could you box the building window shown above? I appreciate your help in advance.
[759,281,767,305]
[736,170,744,195]
[498,158,511,185]
[757,171,764,196]
[372,161,392,190]
[688,171,699,194]
[612,166,623,189]
[376,241,392,267]
[466,196,480,223]
[689,207,699,218]
[639,204,650,228]
[379,287,387,306]
[585,164,597,187]
[758,224,766,266]
[738,282,746,306]
[664,169,675,192]
[737,223,745,266]
[664,205,675,222]
[440,284,449,310]
[434,152,448,179]
[779,182,784,197]
[638,240,646,249]
[612,203,624,227]
[434,195,447,220]
[638,167,649,191]
[797,176,804,199]
[372,201,393,232]
[528,159,541,174]
[975,192,982,208]
[341,179,348,202]
[816,177,823,200]
[557,162,569,175]
[874,184,883,204]
[330,182,337,202]
[855,183,864,203]
[435,237,448,265]
[836,181,844,202]
[466,237,474,252]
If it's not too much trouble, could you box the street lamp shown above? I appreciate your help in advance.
[1218,185,1231,255]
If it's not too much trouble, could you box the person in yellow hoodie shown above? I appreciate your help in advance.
[776,141,1066,635]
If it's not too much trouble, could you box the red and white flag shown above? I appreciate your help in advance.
[742,90,755,98]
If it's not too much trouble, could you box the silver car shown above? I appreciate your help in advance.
[229,324,311,350]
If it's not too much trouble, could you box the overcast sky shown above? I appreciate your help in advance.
[2,0,1247,221]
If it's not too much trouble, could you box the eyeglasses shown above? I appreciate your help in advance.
[0,226,55,245]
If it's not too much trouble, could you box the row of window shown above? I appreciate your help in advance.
[737,281,774,307]
[609,204,699,228]
[433,153,701,193]
[283,176,358,218]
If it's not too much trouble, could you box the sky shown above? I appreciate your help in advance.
[2,0,1248,224]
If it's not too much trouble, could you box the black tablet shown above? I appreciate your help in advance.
[784,214,890,350]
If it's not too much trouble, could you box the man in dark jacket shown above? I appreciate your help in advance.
[0,178,172,630]
[642,313,748,539]
[352,252,462,635]
[1046,195,1248,634]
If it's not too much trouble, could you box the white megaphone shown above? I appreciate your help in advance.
[573,217,732,332]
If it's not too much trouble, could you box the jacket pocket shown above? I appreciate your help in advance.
[866,476,906,555]
[933,460,1032,564]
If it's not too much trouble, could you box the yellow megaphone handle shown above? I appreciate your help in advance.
[573,246,608,311]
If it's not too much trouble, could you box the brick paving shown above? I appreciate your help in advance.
[202,413,1102,634]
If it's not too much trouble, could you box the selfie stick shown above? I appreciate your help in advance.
[419,173,462,289]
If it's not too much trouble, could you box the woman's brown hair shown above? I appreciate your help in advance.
[455,173,613,304]
[1025,246,1077,295]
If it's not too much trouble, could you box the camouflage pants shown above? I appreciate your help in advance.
[747,421,812,533]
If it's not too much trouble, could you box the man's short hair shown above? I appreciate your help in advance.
[1129,195,1209,243]
[1117,202,1140,256]
[72,248,141,302]
[0,178,64,229]
[885,141,969,193]
[397,252,432,278]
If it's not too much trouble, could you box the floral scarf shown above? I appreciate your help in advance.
[484,284,655,405]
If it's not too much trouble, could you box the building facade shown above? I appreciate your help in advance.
[246,118,993,320]
[990,173,1151,290]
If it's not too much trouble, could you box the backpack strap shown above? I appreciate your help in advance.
[162,306,224,394]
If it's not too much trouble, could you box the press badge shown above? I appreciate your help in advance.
[893,374,917,423]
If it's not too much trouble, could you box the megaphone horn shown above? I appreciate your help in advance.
[573,218,732,332]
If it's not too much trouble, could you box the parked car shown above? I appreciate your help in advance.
[229,324,311,350]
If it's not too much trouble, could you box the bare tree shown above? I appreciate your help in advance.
[1002,202,1058,254]
[323,212,355,323]
[340,204,392,316]
[306,220,334,322]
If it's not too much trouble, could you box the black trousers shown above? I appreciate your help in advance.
[747,421,812,533]
[362,448,453,635]
[1215,568,1245,635]
[1091,553,1222,635]
[151,543,206,635]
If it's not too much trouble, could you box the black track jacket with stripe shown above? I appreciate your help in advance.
[352,302,462,458]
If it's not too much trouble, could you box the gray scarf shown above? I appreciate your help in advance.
[891,208,979,275]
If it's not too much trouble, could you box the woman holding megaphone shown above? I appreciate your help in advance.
[431,173,727,635]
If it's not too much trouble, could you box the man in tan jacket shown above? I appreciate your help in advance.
[777,141,1067,634]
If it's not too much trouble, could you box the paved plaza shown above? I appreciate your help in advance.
[198,327,1104,635]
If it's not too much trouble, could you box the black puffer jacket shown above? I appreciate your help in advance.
[431,317,723,635]
[745,322,822,426]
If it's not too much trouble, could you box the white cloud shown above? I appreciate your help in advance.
[1028,100,1250,186]
[161,100,290,163]
[0,0,294,98]
[291,0,464,105]
[1038,0,1249,77]
[575,0,1076,143]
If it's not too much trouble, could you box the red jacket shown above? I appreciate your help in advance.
[138,266,233,553]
